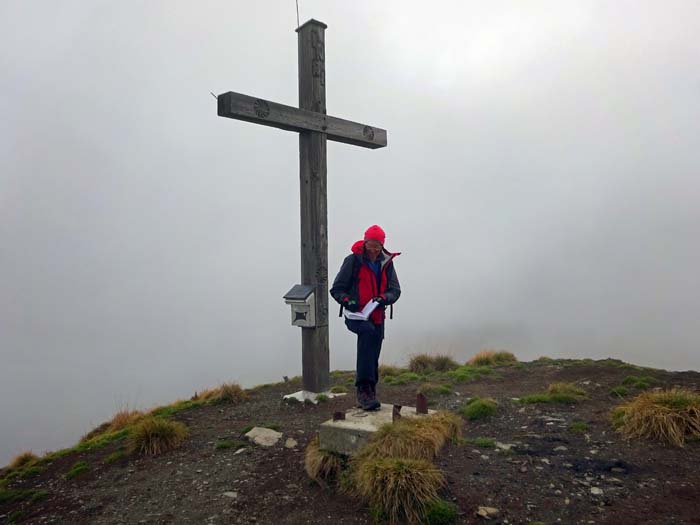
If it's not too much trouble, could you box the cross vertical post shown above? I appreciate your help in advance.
[297,20,329,393]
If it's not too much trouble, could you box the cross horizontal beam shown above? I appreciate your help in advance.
[217,91,387,149]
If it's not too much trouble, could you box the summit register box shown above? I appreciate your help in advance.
[283,284,316,328]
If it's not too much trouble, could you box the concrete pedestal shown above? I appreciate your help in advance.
[318,404,436,456]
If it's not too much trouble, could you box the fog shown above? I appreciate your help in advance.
[1,1,698,464]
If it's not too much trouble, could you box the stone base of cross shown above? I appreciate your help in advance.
[216,20,387,394]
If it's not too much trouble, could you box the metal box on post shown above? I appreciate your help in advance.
[283,284,316,328]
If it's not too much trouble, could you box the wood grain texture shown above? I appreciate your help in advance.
[217,91,387,149]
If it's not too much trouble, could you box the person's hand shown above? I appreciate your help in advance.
[343,296,359,312]
[372,296,387,306]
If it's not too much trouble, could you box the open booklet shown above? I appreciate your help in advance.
[344,300,380,321]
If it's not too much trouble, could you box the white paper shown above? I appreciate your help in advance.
[344,300,380,321]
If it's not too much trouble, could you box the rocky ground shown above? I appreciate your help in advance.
[1,358,700,524]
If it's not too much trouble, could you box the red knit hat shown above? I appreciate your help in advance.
[364,225,386,245]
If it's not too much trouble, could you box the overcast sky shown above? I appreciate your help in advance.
[1,0,699,464]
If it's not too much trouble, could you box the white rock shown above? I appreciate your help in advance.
[234,447,247,455]
[245,427,283,447]
[222,492,238,499]
[284,438,298,449]
[590,487,604,495]
[476,506,500,519]
[554,446,568,452]
[495,442,515,451]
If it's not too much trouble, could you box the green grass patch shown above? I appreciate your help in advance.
[463,437,495,448]
[424,498,459,524]
[459,398,497,420]
[611,386,628,397]
[520,383,587,404]
[215,439,246,450]
[104,450,126,464]
[329,385,348,393]
[622,375,657,389]
[445,365,492,384]
[468,350,517,367]
[64,461,89,480]
[569,421,589,433]
[316,394,329,403]
[0,487,48,505]
[76,428,130,452]
[409,354,460,374]
[149,399,206,419]
[9,511,26,524]
[418,383,453,396]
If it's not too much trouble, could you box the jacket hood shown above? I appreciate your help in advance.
[351,239,401,260]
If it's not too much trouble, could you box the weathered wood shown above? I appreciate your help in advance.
[217,91,387,149]
[298,19,329,393]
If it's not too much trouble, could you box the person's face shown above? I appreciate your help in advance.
[365,240,383,260]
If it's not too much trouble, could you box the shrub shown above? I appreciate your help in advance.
[468,350,517,367]
[128,417,188,455]
[611,388,700,446]
[304,435,345,485]
[354,457,444,524]
[424,499,459,525]
[459,398,497,420]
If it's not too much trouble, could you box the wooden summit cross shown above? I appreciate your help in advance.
[216,20,387,393]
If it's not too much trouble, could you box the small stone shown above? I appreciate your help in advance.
[590,487,604,495]
[541,458,550,465]
[611,467,626,473]
[222,492,238,499]
[520,466,528,473]
[495,442,515,451]
[477,506,500,519]
[245,427,283,447]
[480,455,490,460]
[234,448,246,455]
[565,497,570,504]
[284,438,298,449]
[554,446,568,452]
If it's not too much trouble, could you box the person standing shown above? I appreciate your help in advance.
[330,225,401,410]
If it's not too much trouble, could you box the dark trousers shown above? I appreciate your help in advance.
[345,319,384,388]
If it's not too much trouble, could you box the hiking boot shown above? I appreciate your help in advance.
[357,385,380,411]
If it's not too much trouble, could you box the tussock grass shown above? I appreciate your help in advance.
[459,398,497,420]
[7,451,37,471]
[379,364,407,377]
[196,382,248,405]
[468,350,517,367]
[304,435,345,485]
[128,417,188,456]
[409,354,459,374]
[358,412,462,463]
[424,499,459,525]
[520,382,587,404]
[611,388,700,446]
[353,457,444,524]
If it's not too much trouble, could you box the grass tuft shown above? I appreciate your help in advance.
[445,365,492,383]
[304,435,345,485]
[611,388,700,446]
[215,438,245,450]
[610,386,628,397]
[459,397,497,420]
[468,350,517,367]
[379,364,406,377]
[7,451,38,471]
[424,498,459,525]
[463,437,495,448]
[353,457,444,524]
[196,383,248,405]
[409,354,459,374]
[418,383,453,396]
[329,385,348,394]
[520,382,587,404]
[64,461,89,480]
[128,417,188,456]
[622,375,657,389]
[569,421,589,433]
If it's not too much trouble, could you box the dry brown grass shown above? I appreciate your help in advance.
[304,435,345,485]
[548,382,586,397]
[611,388,700,446]
[7,451,38,471]
[196,382,248,404]
[354,457,444,524]
[468,349,517,367]
[408,353,459,374]
[127,417,188,456]
[357,411,462,463]
[108,409,143,431]
[378,364,406,377]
